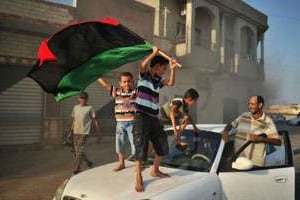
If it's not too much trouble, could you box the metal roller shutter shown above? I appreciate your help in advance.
[0,73,43,145]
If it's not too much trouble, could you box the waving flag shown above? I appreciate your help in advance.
[28,18,152,101]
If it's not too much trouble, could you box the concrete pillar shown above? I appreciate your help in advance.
[211,29,217,51]
[220,14,226,64]
[162,6,170,37]
[253,27,258,61]
[233,19,240,73]
[211,7,220,52]
[186,0,194,54]
[260,32,264,64]
[154,4,160,36]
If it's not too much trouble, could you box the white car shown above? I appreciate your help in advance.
[53,124,296,200]
[287,116,300,126]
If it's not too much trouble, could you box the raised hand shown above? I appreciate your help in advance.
[169,58,178,70]
[152,46,159,55]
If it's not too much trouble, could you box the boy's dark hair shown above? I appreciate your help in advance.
[184,88,199,99]
[78,91,88,99]
[119,72,133,80]
[150,55,169,68]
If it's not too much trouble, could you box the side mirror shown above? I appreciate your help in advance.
[232,157,253,170]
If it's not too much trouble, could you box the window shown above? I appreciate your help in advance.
[176,22,186,43]
[133,130,222,172]
[219,131,292,172]
[194,28,201,46]
[225,39,234,66]
[240,26,254,60]
[194,7,213,49]
[233,134,286,168]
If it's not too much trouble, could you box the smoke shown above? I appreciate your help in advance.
[264,53,299,104]
[263,76,282,104]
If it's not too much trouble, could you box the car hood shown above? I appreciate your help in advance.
[62,161,211,200]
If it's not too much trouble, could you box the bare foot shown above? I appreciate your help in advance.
[151,170,170,178]
[113,164,125,172]
[135,174,144,192]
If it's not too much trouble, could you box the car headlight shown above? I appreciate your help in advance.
[53,179,69,200]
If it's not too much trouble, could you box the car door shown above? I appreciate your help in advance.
[217,131,295,200]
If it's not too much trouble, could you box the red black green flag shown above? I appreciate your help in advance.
[28,18,152,101]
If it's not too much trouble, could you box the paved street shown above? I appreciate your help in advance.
[0,125,300,200]
[0,139,116,200]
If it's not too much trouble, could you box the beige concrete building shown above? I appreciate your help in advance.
[137,0,268,123]
[0,0,267,146]
[0,0,77,146]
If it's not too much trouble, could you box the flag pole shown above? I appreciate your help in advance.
[158,50,182,68]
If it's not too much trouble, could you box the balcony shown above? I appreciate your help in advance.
[180,45,218,72]
[238,56,264,80]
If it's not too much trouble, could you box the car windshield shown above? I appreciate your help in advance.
[147,129,222,172]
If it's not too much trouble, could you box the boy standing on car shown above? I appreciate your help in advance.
[98,72,136,172]
[134,46,178,192]
[72,92,99,174]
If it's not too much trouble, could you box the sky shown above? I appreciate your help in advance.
[243,0,300,104]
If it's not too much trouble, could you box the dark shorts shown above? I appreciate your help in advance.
[133,112,169,161]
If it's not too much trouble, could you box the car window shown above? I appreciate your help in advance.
[219,132,289,172]
[265,137,286,167]
[149,130,222,172]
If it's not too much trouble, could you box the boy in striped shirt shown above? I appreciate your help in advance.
[134,46,178,192]
[98,72,136,172]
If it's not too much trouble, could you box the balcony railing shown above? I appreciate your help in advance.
[195,39,216,51]
[238,56,264,80]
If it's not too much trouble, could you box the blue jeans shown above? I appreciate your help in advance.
[116,121,135,155]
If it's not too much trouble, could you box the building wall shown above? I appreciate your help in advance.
[0,31,42,59]
[0,0,76,146]
[135,0,160,36]
[153,0,268,124]
[76,0,154,41]
[0,0,155,146]
[0,0,74,25]
[213,0,268,30]
[0,0,267,145]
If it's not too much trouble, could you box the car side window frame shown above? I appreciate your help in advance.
[217,130,293,173]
